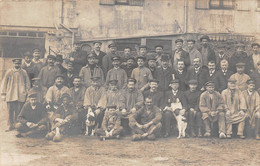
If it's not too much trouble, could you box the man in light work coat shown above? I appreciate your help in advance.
[1,58,31,131]
[222,78,247,139]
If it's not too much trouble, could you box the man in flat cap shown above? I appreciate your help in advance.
[92,41,106,67]
[38,55,61,89]
[163,79,188,138]
[198,35,216,68]
[222,78,247,139]
[69,42,87,75]
[143,79,164,109]
[15,91,47,137]
[249,43,260,70]
[183,80,202,137]
[172,39,190,70]
[131,56,153,91]
[102,43,118,76]
[106,56,127,89]
[250,61,260,94]
[230,62,250,91]
[230,43,253,74]
[31,48,44,77]
[199,81,226,138]
[139,45,147,57]
[1,58,31,131]
[242,79,260,139]
[216,44,230,70]
[187,39,202,67]
[79,53,104,88]
[129,97,162,141]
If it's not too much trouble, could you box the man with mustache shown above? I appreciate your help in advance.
[92,41,106,67]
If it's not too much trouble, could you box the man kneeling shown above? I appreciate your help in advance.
[129,97,162,141]
[96,105,123,141]
[15,91,47,138]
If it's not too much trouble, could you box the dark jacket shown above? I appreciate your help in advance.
[172,69,188,91]
[93,51,106,67]
[185,67,208,90]
[183,90,201,111]
[143,89,164,109]
[198,46,216,66]
[164,90,188,110]
[205,70,226,92]
[154,66,173,92]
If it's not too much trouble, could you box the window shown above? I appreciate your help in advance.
[195,0,209,9]
[209,0,234,9]
[100,0,144,6]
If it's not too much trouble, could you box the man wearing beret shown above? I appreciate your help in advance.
[15,91,47,137]
[129,97,162,141]
[106,56,128,89]
[45,74,69,108]
[69,42,87,75]
[172,39,190,70]
[38,55,61,89]
[222,78,247,139]
[143,79,164,109]
[198,35,216,68]
[102,43,118,76]
[131,56,153,91]
[79,53,105,88]
[31,48,44,78]
[199,81,226,138]
[1,58,31,131]
[183,80,202,137]
[92,41,106,67]
[250,61,260,94]
[230,43,253,74]
[249,43,260,71]
[230,62,250,91]
[163,79,188,137]
[242,79,260,139]
[187,39,202,67]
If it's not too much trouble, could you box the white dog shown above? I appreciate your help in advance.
[85,107,99,136]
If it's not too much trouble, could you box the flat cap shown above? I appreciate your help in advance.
[251,43,260,48]
[246,79,255,85]
[188,79,198,85]
[90,76,101,81]
[127,78,137,83]
[55,74,65,79]
[236,62,246,67]
[227,78,237,83]
[108,80,118,85]
[149,79,159,83]
[175,39,184,43]
[170,79,180,84]
[200,35,210,42]
[12,58,22,64]
[28,90,38,98]
[111,56,121,61]
[47,55,56,60]
[155,45,164,49]
[205,81,215,86]
[32,48,41,53]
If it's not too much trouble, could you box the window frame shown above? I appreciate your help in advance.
[209,0,234,10]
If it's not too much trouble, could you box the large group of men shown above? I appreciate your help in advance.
[1,35,260,142]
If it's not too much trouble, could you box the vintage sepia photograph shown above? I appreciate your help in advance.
[0,0,259,165]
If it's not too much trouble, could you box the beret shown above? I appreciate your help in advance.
[200,35,210,42]
[246,79,255,85]
[205,81,215,86]
[170,79,180,84]
[188,79,198,85]
[90,77,101,81]
[175,39,183,43]
[111,56,121,61]
[12,58,22,64]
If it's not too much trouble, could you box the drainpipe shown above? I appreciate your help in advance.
[184,0,188,33]
[61,0,64,24]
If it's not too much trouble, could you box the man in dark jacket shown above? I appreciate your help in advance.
[198,35,216,68]
[92,41,106,67]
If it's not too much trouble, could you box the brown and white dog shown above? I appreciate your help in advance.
[85,106,99,136]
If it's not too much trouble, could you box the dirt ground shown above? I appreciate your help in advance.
[0,100,260,166]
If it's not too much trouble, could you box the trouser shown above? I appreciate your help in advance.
[129,122,162,137]
[246,112,260,136]
[226,121,245,136]
[203,112,226,134]
[95,126,124,137]
[187,109,202,135]
[163,110,177,135]
[121,118,132,135]
[7,101,24,127]
[15,122,47,136]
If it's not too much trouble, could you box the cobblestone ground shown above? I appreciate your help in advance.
[1,100,260,166]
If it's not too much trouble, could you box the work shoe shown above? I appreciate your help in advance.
[53,134,62,142]
[45,131,55,140]
[239,135,245,139]
[132,134,142,141]
[204,132,211,137]
[147,134,156,141]
[256,135,260,140]
[219,132,226,139]
[226,134,232,139]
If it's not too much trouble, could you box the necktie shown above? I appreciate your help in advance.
[231,92,234,104]
[210,96,213,109]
